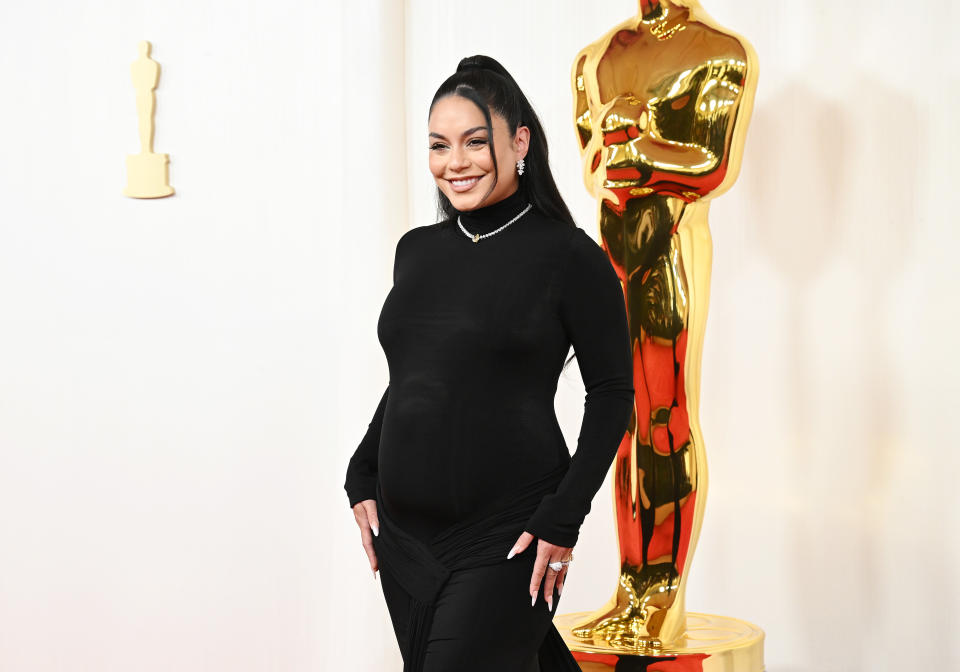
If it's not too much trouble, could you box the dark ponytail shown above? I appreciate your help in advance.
[428,55,576,230]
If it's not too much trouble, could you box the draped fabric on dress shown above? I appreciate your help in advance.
[373,462,583,672]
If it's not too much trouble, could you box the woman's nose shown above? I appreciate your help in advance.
[449,146,470,169]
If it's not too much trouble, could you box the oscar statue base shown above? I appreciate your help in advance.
[554,611,764,672]
[123,152,174,198]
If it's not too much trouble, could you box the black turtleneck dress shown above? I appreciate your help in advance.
[344,187,635,671]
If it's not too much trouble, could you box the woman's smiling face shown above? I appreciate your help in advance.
[428,94,528,212]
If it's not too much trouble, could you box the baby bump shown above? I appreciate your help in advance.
[377,379,461,538]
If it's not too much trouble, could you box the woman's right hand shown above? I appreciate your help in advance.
[352,499,380,578]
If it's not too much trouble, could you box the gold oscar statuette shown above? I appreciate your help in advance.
[122,40,174,198]
[553,2,763,670]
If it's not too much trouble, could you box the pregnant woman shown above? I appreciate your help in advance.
[344,54,635,671]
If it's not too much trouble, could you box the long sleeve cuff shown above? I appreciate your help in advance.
[343,385,389,508]
[523,391,633,547]
[345,476,378,509]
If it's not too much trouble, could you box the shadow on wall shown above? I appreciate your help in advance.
[742,74,919,664]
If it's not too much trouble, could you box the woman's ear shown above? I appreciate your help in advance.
[515,125,531,160]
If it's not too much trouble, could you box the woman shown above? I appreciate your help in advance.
[344,55,634,671]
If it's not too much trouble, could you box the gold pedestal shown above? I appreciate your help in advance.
[555,611,764,671]
[123,152,173,198]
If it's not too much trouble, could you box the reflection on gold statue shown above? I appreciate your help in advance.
[552,1,763,670]
[123,40,174,198]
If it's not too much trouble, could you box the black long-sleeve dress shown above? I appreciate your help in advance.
[344,186,634,670]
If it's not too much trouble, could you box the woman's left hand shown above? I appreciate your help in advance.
[507,531,573,613]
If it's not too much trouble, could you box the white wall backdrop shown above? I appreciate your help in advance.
[0,1,956,671]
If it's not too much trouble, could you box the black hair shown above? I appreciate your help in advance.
[429,55,579,372]
[428,54,576,230]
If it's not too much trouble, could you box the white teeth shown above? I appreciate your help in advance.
[451,177,479,186]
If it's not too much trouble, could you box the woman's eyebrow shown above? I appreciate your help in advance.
[429,126,488,140]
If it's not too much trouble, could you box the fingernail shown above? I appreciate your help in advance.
[373,569,378,581]
[558,583,563,596]
[531,594,536,607]
[507,547,516,559]
[372,524,379,536]
[547,597,553,612]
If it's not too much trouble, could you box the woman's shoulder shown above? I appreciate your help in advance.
[521,207,579,243]
[559,225,623,286]
[564,224,608,257]
[395,221,444,253]
[401,221,443,239]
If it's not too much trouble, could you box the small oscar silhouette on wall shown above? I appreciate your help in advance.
[123,40,174,198]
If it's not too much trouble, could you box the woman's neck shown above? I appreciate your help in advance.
[456,187,529,234]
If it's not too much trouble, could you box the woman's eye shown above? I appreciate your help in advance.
[429,139,485,150]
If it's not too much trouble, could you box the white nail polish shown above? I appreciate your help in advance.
[507,547,516,559]
[531,594,536,607]
[372,524,379,536]
[547,597,553,612]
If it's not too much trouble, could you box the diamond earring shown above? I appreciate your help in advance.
[516,158,525,176]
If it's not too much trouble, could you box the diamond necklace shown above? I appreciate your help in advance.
[457,203,533,243]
